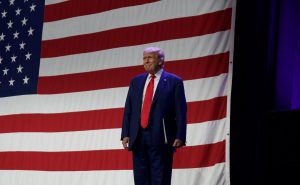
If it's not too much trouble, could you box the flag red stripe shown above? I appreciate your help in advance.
[0,97,226,133]
[0,141,225,171]
[173,140,225,168]
[44,0,159,22]
[41,9,232,58]
[188,96,227,124]
[38,53,229,94]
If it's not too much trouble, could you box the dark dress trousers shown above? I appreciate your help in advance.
[121,70,187,185]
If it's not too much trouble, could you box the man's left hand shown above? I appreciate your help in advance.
[173,139,184,148]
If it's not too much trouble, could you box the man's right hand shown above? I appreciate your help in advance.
[122,137,130,150]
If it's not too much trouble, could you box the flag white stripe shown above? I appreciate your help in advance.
[0,74,227,115]
[0,118,226,152]
[45,0,67,6]
[0,163,225,185]
[187,118,227,147]
[172,163,226,185]
[42,0,232,40]
[40,31,230,76]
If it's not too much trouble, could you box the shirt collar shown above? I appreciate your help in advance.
[148,68,163,79]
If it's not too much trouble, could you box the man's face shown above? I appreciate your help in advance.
[143,52,163,74]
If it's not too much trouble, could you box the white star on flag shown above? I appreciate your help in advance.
[15,8,21,15]
[17,65,23,73]
[7,20,13,28]
[21,17,28,26]
[23,75,29,84]
[30,4,36,12]
[11,55,17,63]
[9,78,15,86]
[3,68,9,75]
[9,0,15,6]
[13,31,19,39]
[25,52,31,60]
[1,10,7,18]
[0,33,5,41]
[5,44,11,52]
[28,27,34,36]
[19,41,26,49]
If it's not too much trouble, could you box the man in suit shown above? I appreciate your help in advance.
[121,47,187,185]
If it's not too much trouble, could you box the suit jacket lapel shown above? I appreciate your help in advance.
[152,71,167,106]
[137,73,148,114]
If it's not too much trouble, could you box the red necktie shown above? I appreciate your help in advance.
[141,75,155,128]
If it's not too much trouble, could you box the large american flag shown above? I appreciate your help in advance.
[0,0,236,184]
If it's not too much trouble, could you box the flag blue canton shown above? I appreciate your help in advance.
[0,0,44,97]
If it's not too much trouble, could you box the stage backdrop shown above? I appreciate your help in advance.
[0,0,236,184]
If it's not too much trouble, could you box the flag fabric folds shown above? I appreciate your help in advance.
[0,0,236,184]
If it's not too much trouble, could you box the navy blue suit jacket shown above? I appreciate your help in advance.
[121,70,187,150]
